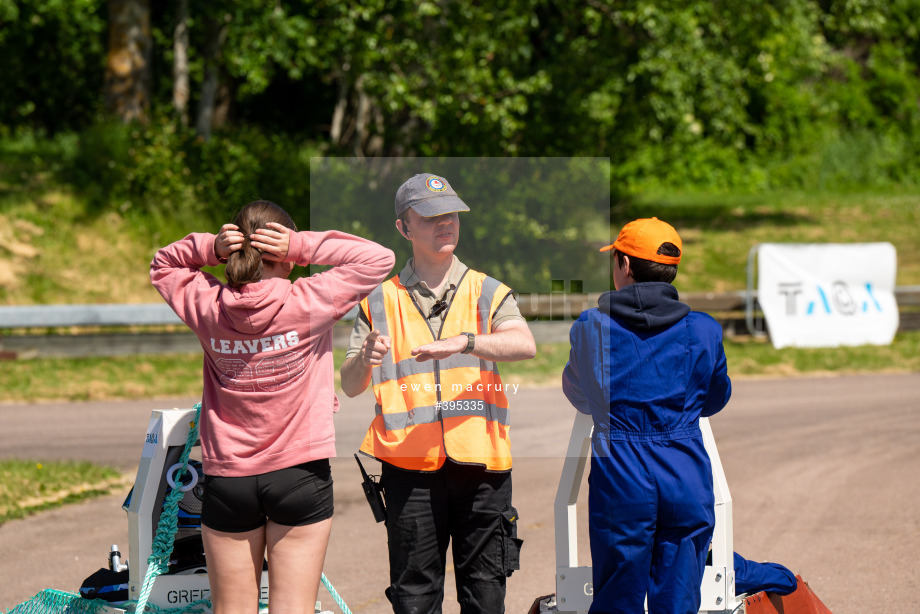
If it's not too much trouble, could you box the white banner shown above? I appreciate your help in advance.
[757,243,899,349]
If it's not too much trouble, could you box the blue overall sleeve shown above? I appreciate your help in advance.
[563,322,591,414]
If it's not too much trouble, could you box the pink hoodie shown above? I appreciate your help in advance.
[150,230,394,477]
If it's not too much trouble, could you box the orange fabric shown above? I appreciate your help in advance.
[600,217,682,264]
[742,576,834,614]
[359,272,513,471]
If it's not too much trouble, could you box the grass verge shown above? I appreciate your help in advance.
[0,354,203,402]
[0,460,128,525]
[2,333,919,404]
[724,332,920,378]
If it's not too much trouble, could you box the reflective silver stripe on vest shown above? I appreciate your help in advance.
[367,285,390,387]
[375,402,439,429]
[480,357,500,376]
[366,285,389,334]
[376,401,510,429]
[375,352,483,386]
[478,276,503,328]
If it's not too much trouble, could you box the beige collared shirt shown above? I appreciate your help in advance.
[345,256,525,358]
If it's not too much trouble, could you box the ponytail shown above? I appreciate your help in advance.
[224,200,297,288]
[225,242,264,288]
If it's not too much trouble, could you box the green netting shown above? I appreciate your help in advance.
[2,589,219,614]
[4,589,108,614]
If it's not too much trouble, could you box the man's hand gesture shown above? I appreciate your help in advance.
[411,335,468,362]
[361,329,392,366]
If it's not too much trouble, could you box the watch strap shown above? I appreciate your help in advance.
[461,332,475,354]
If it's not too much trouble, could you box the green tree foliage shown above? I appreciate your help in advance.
[333,1,552,157]
[0,0,106,133]
[2,0,919,197]
[519,1,883,188]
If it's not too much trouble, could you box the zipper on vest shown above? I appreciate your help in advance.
[406,269,470,464]
[430,269,469,462]
[435,269,468,341]
[406,289,450,462]
[407,291,441,408]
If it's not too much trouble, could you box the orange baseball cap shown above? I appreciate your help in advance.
[599,217,682,265]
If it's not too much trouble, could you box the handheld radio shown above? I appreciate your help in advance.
[355,454,387,523]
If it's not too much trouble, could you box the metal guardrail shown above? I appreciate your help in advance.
[0,303,183,328]
[1,289,918,359]
[0,293,751,330]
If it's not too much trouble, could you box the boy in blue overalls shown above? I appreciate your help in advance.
[562,217,732,614]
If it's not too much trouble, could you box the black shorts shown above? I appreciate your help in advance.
[202,459,334,533]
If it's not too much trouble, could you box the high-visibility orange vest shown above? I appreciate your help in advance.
[358,269,514,472]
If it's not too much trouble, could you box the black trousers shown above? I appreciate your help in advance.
[381,460,520,614]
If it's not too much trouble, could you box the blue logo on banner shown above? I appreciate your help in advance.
[780,281,883,317]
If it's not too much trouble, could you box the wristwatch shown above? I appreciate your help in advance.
[460,332,475,354]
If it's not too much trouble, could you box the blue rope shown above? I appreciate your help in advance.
[321,573,353,614]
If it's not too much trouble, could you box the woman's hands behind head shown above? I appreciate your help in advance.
[250,222,291,262]
[215,224,245,261]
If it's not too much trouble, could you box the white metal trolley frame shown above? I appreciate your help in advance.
[543,412,740,614]
[123,408,274,608]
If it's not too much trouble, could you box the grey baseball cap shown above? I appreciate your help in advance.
[394,173,471,218]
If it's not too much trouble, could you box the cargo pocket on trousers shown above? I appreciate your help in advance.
[500,506,523,576]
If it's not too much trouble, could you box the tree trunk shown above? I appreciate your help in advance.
[172,0,190,126]
[195,12,230,140]
[104,0,152,123]
[212,79,233,129]
[367,104,385,157]
[330,75,349,146]
[354,74,369,158]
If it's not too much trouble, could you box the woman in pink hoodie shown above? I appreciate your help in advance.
[150,200,394,614]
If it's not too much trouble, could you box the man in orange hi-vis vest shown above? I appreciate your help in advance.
[341,173,536,614]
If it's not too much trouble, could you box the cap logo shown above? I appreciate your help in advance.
[426,177,446,192]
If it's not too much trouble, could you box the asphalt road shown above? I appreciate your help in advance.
[2,374,919,613]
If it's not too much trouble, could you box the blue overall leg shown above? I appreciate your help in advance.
[587,445,655,614]
[647,438,715,614]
